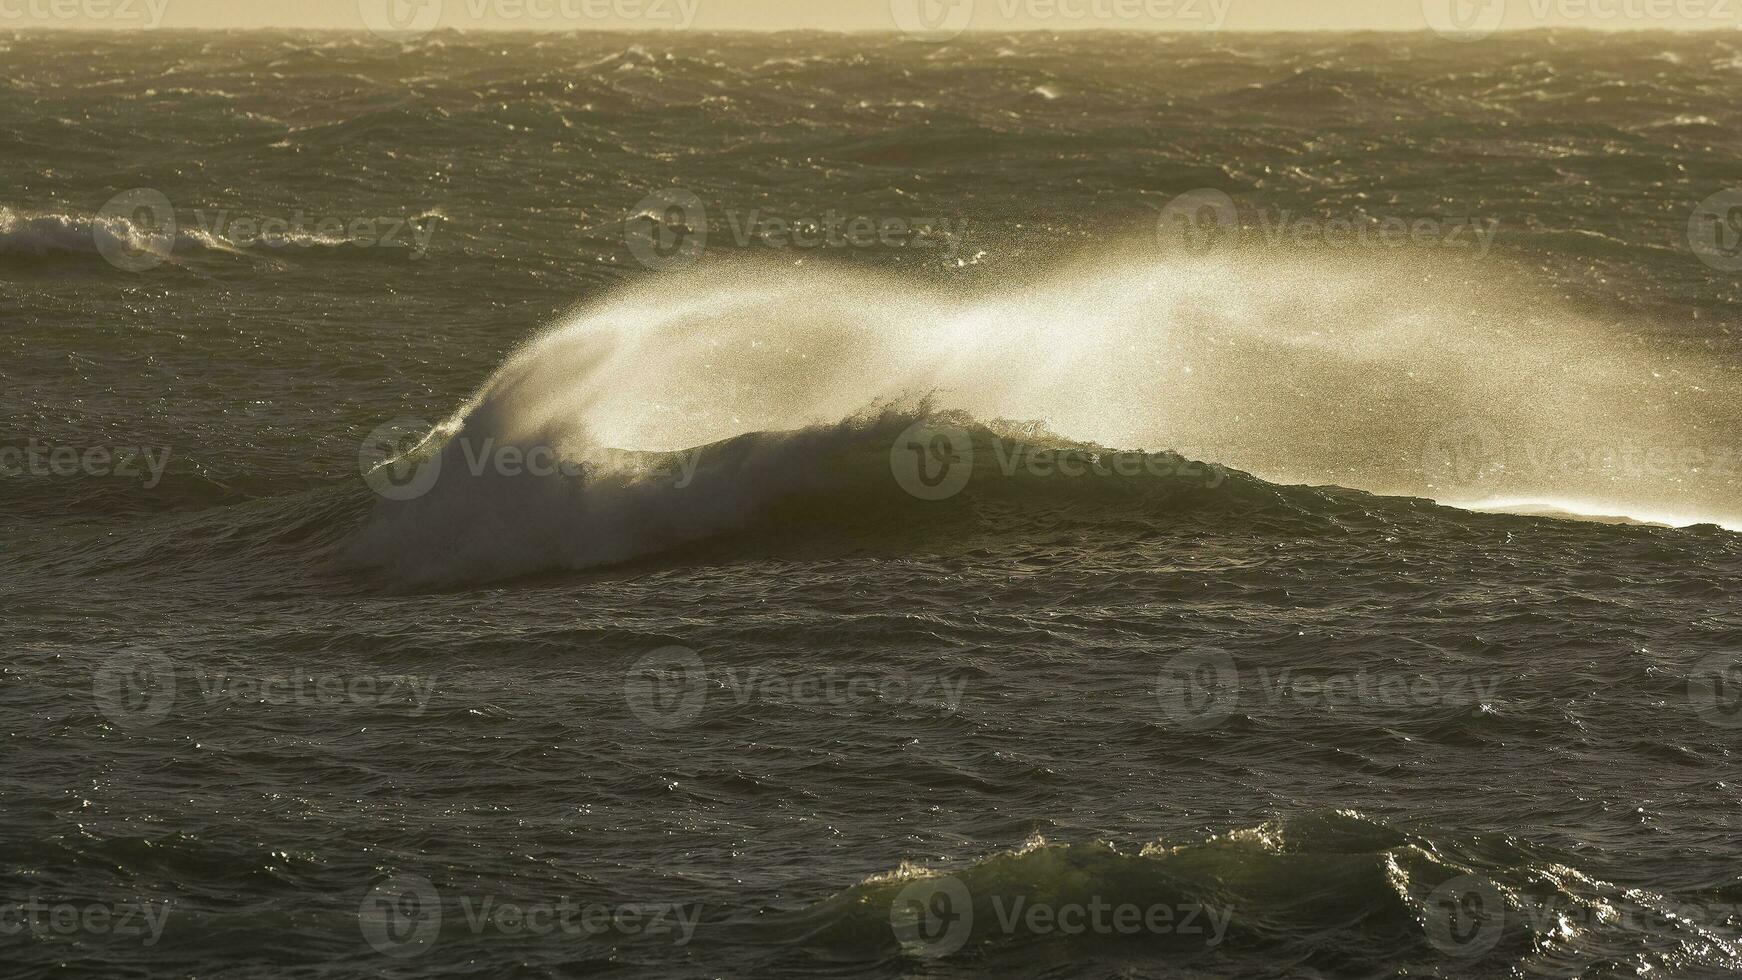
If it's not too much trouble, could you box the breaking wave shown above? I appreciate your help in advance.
[347,252,1741,584]
[0,204,227,264]
[0,204,431,267]
[775,809,1742,977]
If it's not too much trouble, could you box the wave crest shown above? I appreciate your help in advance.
[776,810,1738,975]
[347,254,1741,584]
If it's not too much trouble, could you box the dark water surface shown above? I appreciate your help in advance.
[3,29,1742,979]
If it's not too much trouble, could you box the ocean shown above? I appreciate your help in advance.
[3,27,1742,979]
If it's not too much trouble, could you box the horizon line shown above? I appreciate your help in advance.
[5,24,1741,33]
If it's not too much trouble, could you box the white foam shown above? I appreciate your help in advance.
[350,247,1742,581]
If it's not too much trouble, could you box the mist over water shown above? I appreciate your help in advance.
[362,247,1742,579]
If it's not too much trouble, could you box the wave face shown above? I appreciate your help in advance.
[347,406,1254,585]
[348,257,1741,583]
[786,810,1741,977]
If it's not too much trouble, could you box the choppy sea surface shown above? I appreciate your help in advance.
[4,29,1742,979]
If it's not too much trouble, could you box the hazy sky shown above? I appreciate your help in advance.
[8,0,1742,32]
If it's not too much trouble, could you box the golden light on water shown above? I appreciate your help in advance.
[19,0,1742,32]
[394,245,1742,534]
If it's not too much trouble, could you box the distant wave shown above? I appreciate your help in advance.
[0,204,240,265]
[0,205,426,266]
[771,809,1741,975]
[0,207,116,258]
